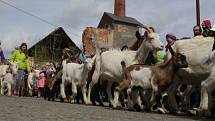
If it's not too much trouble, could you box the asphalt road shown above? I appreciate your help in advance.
[0,96,214,121]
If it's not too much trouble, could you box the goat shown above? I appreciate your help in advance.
[197,50,215,116]
[1,72,16,96]
[45,69,62,101]
[27,69,40,96]
[60,57,95,104]
[0,63,18,96]
[87,27,164,108]
[165,37,215,116]
[116,46,188,112]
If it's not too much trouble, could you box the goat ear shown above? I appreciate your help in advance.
[136,31,141,39]
[149,27,155,33]
[168,45,175,56]
[144,31,149,38]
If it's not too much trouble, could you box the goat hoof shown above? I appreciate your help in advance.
[70,100,75,104]
[99,103,104,107]
[134,104,142,112]
[112,104,118,109]
[59,97,64,102]
[85,101,92,105]
[197,109,211,117]
[155,108,166,114]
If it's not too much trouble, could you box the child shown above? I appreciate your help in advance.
[38,72,46,97]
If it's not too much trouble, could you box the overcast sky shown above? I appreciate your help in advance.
[0,0,215,58]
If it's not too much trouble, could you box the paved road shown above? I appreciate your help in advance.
[0,96,214,121]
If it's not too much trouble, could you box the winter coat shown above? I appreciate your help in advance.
[38,76,46,88]
[9,49,30,73]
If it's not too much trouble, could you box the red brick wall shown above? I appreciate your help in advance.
[82,27,113,56]
[114,0,126,16]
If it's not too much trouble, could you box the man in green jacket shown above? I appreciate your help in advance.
[9,43,30,96]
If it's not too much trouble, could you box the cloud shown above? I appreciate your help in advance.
[0,27,41,57]
[1,0,215,57]
[126,0,215,44]
[57,0,113,29]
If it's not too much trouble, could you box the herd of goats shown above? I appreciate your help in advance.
[1,26,215,118]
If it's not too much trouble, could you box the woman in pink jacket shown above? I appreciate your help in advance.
[38,72,46,97]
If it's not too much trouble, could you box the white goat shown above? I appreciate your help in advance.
[0,63,18,96]
[27,69,40,95]
[165,37,215,116]
[1,72,15,96]
[60,57,95,104]
[198,50,215,116]
[87,27,163,108]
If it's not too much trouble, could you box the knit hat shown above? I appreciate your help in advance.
[202,19,212,27]
[166,33,176,41]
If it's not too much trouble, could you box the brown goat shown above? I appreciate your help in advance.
[116,46,188,112]
[44,70,62,101]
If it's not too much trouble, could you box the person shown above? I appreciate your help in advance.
[202,19,214,37]
[46,62,56,77]
[38,72,46,97]
[193,25,204,39]
[79,50,87,63]
[163,33,177,63]
[9,42,30,96]
[165,33,176,52]
[156,50,164,64]
[0,41,6,64]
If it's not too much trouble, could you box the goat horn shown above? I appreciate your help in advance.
[168,45,175,56]
[141,25,150,32]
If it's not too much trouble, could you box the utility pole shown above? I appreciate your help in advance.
[196,0,200,26]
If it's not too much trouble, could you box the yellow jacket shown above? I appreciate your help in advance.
[9,49,30,73]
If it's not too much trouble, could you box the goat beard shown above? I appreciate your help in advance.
[152,50,157,58]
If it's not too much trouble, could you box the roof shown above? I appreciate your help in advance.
[101,12,144,27]
[28,27,80,51]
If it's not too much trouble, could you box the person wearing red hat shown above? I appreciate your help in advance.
[202,19,214,37]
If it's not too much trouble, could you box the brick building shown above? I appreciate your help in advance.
[82,27,113,56]
[83,0,144,55]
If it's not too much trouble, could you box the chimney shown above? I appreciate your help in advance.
[114,0,125,16]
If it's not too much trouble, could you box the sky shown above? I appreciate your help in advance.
[0,0,215,58]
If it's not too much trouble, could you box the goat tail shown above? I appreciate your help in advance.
[121,61,126,67]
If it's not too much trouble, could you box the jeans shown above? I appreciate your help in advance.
[14,70,24,93]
